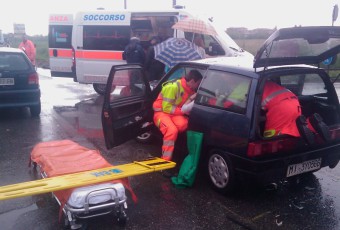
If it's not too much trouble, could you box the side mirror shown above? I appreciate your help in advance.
[333,4,338,25]
[208,42,225,56]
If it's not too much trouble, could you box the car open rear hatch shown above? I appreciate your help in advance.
[253,26,340,68]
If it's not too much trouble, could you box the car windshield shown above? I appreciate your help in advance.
[0,53,30,71]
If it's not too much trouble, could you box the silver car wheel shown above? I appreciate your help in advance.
[208,153,229,189]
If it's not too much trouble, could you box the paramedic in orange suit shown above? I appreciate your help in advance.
[18,34,36,66]
[261,80,301,138]
[153,70,203,161]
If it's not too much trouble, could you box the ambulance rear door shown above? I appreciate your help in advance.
[72,11,131,85]
[48,14,74,77]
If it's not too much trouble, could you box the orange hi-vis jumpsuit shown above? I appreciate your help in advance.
[262,81,301,138]
[153,78,195,160]
[19,39,36,66]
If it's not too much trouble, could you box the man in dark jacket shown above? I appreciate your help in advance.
[145,36,165,81]
[123,37,145,65]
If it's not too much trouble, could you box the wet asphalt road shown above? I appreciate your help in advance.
[0,70,340,230]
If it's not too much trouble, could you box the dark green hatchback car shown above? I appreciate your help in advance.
[0,47,41,116]
[101,26,340,194]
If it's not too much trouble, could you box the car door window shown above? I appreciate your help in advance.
[167,66,205,81]
[196,70,251,114]
[301,74,327,95]
[109,68,146,102]
[279,74,327,96]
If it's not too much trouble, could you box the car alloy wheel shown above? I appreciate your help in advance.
[208,151,236,194]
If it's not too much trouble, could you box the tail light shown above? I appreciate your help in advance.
[247,138,296,157]
[28,73,39,85]
[247,126,340,157]
[72,47,76,72]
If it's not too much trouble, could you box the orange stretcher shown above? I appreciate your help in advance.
[30,140,133,229]
[3,139,175,229]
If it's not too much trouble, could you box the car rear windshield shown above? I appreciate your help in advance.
[0,53,30,71]
[262,38,340,59]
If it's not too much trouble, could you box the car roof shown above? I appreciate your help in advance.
[254,26,340,68]
[0,47,25,54]
[186,56,255,71]
[175,56,261,79]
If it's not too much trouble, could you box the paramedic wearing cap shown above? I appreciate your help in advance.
[18,34,36,66]
[261,80,301,138]
[153,70,203,161]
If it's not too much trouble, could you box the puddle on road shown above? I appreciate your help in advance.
[53,97,104,138]
[0,203,38,229]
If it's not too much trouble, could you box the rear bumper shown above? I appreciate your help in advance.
[0,88,40,108]
[230,142,340,184]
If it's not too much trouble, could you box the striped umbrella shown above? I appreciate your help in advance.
[172,17,217,36]
[154,38,204,68]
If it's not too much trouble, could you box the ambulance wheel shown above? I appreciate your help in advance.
[207,150,237,194]
[93,83,106,95]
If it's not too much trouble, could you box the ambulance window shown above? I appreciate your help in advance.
[131,20,152,30]
[49,25,72,49]
[184,32,225,56]
[83,26,130,51]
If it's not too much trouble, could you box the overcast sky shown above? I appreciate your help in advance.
[0,0,339,36]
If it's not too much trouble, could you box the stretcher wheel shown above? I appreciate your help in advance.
[117,210,128,226]
[60,212,70,229]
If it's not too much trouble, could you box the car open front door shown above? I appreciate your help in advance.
[102,64,153,149]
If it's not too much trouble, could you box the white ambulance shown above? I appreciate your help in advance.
[71,9,253,95]
[48,14,74,77]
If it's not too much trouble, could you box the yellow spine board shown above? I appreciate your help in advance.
[0,157,175,201]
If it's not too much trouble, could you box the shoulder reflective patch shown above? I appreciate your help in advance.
[264,129,276,138]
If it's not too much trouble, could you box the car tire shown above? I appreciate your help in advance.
[135,132,153,144]
[93,83,106,95]
[30,103,41,117]
[207,150,237,194]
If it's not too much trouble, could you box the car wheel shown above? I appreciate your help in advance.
[207,150,236,194]
[93,83,106,95]
[30,103,41,117]
[135,132,153,144]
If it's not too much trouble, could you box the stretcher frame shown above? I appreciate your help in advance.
[32,157,129,229]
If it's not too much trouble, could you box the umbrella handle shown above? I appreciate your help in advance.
[192,33,196,43]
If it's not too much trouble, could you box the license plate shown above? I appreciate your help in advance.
[286,158,322,177]
[0,78,14,85]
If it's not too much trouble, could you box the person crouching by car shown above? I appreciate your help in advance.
[262,80,302,138]
[261,80,330,144]
[153,70,203,161]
